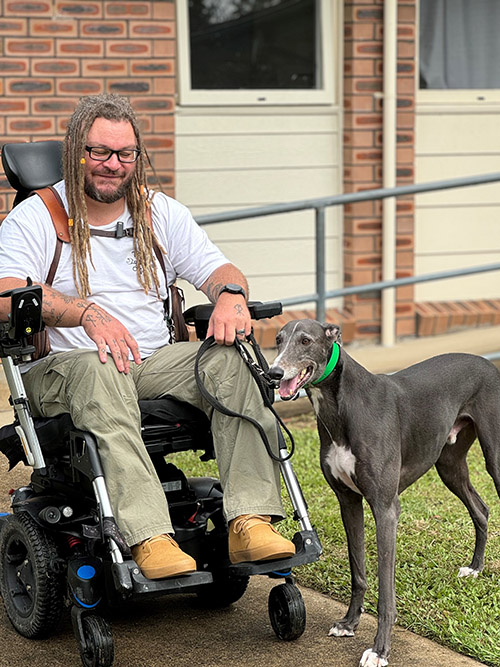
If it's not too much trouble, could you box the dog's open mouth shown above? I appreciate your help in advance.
[278,366,314,400]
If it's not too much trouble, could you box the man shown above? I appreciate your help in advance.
[0,94,294,579]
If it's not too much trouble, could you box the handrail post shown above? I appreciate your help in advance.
[315,206,326,323]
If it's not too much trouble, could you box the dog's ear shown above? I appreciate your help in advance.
[324,324,342,345]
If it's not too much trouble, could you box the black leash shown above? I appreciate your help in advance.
[194,332,295,462]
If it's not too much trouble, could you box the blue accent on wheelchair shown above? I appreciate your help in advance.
[77,565,96,580]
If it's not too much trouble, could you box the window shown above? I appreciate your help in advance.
[177,0,334,105]
[420,0,500,90]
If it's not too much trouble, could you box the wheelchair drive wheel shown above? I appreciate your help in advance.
[0,512,65,638]
[268,580,306,641]
[78,614,114,667]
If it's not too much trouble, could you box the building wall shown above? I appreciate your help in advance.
[174,1,344,309]
[0,0,176,216]
[175,108,343,308]
[2,0,497,343]
[343,0,416,339]
[415,101,500,302]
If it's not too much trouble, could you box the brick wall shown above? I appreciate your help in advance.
[0,0,175,219]
[343,0,416,340]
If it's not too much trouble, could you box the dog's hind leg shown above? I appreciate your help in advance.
[328,489,367,638]
[475,421,500,500]
[435,427,489,577]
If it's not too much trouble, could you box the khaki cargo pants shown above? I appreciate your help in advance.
[23,342,284,546]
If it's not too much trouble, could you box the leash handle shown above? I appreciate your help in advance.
[194,335,294,462]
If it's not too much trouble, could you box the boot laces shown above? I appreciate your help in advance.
[232,514,271,534]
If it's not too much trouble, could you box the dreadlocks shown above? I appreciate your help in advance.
[63,93,161,298]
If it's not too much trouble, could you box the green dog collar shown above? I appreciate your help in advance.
[311,342,340,386]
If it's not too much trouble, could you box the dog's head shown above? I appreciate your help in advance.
[269,319,342,400]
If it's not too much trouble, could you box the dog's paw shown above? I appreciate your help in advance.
[328,623,355,637]
[458,566,479,578]
[359,648,389,667]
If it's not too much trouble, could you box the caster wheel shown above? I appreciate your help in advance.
[79,614,114,667]
[0,512,65,638]
[268,581,306,641]
[196,571,250,608]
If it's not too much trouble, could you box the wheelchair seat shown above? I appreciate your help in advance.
[0,397,214,471]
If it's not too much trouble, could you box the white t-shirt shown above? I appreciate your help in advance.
[0,181,229,358]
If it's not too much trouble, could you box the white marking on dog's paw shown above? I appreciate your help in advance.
[328,624,354,637]
[359,648,389,667]
[458,566,479,578]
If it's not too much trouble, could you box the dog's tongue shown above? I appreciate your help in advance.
[279,376,300,399]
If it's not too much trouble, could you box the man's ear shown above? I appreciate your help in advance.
[324,324,342,346]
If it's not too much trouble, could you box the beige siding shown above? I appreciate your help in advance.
[415,107,500,302]
[175,109,343,308]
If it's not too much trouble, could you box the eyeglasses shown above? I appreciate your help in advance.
[85,146,141,163]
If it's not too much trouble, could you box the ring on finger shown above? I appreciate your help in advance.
[236,328,246,335]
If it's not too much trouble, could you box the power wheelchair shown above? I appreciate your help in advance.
[0,141,322,666]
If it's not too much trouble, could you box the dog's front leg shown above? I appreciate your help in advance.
[328,489,367,638]
[360,496,401,667]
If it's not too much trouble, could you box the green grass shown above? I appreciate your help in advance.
[169,420,500,666]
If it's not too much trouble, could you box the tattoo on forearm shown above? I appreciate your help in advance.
[206,282,224,304]
[53,310,68,327]
[42,284,90,327]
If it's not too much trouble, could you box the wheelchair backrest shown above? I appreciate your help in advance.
[2,141,63,207]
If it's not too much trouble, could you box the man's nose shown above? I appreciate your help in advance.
[102,152,121,169]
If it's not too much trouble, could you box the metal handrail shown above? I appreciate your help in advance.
[196,171,500,225]
[196,171,500,323]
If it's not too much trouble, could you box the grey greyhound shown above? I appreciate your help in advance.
[269,319,500,667]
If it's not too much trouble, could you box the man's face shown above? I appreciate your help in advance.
[84,118,138,204]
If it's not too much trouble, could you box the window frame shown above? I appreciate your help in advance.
[417,0,500,107]
[176,0,335,106]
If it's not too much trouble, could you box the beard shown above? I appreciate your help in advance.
[84,169,135,204]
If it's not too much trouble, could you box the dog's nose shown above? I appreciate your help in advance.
[268,366,284,381]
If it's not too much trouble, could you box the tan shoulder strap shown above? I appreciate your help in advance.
[33,186,70,286]
[35,186,70,243]
[145,205,167,279]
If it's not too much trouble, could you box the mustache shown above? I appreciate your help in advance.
[92,166,124,175]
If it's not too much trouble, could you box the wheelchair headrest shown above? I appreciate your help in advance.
[2,141,63,206]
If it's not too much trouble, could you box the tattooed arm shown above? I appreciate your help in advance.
[0,277,141,373]
[200,264,251,346]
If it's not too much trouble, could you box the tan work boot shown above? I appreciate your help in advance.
[131,534,197,579]
[229,514,296,564]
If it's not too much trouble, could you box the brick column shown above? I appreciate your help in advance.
[343,0,416,341]
[0,0,176,220]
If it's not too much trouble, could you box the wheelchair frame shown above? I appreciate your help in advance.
[0,140,322,667]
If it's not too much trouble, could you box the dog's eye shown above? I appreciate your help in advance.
[301,337,311,346]
[276,335,282,346]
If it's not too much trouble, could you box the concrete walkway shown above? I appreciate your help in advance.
[1,326,498,666]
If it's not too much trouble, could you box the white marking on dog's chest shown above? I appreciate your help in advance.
[308,386,322,415]
[325,442,361,494]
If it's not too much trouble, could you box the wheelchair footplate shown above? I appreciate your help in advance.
[227,528,322,577]
[115,563,214,599]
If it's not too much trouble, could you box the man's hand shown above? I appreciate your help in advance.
[206,293,251,345]
[81,303,142,373]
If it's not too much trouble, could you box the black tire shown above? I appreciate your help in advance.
[196,571,250,608]
[268,582,306,641]
[0,512,65,638]
[79,614,114,667]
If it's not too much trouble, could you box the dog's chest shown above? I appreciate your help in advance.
[310,388,361,494]
[323,442,361,494]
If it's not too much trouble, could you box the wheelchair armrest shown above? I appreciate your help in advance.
[183,300,282,340]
